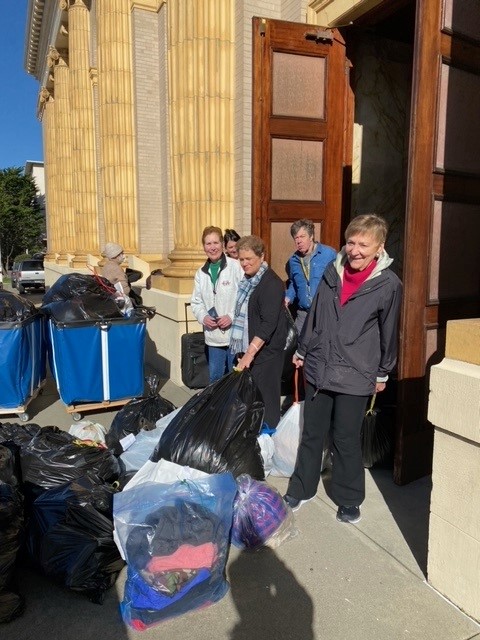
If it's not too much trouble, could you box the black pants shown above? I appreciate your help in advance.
[251,352,284,429]
[287,383,369,507]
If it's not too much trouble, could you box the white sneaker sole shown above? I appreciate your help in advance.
[336,512,361,524]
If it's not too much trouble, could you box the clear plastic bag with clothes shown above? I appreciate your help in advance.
[231,474,296,551]
[113,470,236,629]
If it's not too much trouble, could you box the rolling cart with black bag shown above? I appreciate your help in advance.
[48,310,148,421]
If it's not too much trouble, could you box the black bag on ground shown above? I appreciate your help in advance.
[361,395,394,468]
[0,446,25,623]
[106,374,176,456]
[152,369,265,479]
[20,427,121,490]
[24,476,124,604]
[181,302,209,389]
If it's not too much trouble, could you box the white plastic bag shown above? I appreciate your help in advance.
[119,407,181,472]
[257,433,275,476]
[68,420,108,444]
[270,402,303,477]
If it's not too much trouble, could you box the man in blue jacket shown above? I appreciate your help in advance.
[285,219,336,333]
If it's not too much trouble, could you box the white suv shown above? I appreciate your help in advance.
[11,259,45,294]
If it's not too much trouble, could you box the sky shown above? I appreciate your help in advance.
[0,0,44,170]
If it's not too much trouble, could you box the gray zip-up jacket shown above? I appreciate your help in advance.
[297,249,402,396]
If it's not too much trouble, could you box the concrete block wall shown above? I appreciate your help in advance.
[427,318,480,622]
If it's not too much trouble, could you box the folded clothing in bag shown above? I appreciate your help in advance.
[114,471,236,628]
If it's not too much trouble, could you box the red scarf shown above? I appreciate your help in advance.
[340,259,377,306]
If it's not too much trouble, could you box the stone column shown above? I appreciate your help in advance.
[48,47,76,263]
[39,88,59,260]
[69,0,99,265]
[160,0,235,289]
[96,0,137,253]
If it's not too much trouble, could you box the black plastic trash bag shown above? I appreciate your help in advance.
[0,446,25,623]
[106,375,176,456]
[25,476,124,603]
[0,291,39,322]
[42,273,114,304]
[41,294,122,322]
[152,370,265,479]
[281,307,298,395]
[41,273,123,322]
[20,427,121,490]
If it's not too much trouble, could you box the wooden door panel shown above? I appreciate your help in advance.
[396,0,480,484]
[252,18,350,270]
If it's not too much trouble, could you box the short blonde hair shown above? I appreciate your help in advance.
[345,214,388,244]
[237,235,265,257]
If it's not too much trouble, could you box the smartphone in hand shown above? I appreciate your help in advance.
[207,306,219,320]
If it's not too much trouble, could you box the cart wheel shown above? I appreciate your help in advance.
[19,413,29,422]
[72,412,82,422]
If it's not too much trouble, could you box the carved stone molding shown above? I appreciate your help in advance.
[89,67,98,86]
[39,87,51,104]
[47,46,60,68]
[130,0,165,12]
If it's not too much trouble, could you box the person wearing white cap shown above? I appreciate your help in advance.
[101,242,130,294]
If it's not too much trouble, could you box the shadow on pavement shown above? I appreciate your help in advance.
[227,547,314,640]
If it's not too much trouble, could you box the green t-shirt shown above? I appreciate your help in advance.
[209,261,221,288]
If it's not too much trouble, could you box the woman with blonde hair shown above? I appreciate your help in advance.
[284,214,402,523]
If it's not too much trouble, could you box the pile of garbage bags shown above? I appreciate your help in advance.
[41,273,125,322]
[0,369,296,628]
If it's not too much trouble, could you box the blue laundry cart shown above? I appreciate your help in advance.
[48,314,147,420]
[0,314,47,421]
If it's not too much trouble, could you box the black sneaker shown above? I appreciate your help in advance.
[336,505,361,524]
[283,494,314,512]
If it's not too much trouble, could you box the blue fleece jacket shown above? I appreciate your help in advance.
[285,243,336,310]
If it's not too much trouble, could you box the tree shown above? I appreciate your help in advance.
[0,167,45,270]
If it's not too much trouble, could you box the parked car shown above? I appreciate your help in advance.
[11,259,45,294]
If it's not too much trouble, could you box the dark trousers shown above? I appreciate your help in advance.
[251,352,284,429]
[287,383,369,507]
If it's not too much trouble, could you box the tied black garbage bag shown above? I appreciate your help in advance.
[0,446,25,623]
[21,427,121,490]
[0,291,39,322]
[106,374,176,456]
[41,273,123,322]
[42,273,114,304]
[25,476,124,604]
[41,295,122,322]
[152,370,265,479]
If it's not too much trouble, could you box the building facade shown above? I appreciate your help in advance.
[25,0,480,485]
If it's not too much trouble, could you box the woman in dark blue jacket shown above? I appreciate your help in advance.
[284,214,402,523]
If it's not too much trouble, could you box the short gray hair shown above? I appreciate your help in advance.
[345,214,388,244]
[290,219,315,239]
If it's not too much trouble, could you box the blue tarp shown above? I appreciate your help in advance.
[0,315,47,409]
[48,316,146,405]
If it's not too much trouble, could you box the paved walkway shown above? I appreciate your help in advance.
[1,373,479,640]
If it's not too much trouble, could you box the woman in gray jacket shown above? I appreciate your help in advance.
[284,214,402,524]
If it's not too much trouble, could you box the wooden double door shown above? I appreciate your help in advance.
[252,2,480,484]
